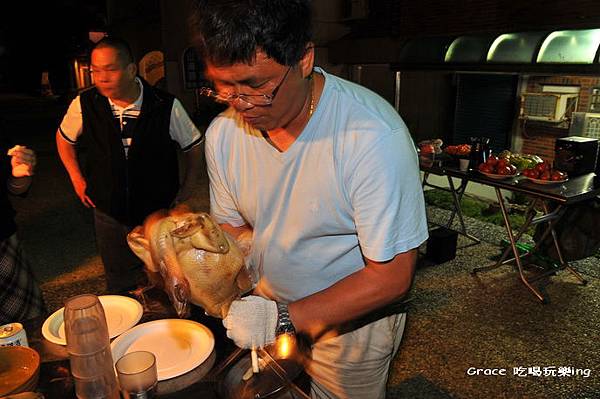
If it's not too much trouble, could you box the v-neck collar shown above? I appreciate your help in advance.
[257,101,321,163]
[258,69,326,158]
[260,129,283,152]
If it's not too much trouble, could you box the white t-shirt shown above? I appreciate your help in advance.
[206,68,428,303]
[59,77,203,154]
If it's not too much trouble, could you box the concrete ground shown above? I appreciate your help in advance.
[3,95,599,398]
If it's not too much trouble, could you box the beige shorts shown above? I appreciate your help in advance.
[306,312,406,399]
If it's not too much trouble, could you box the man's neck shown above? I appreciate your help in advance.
[265,73,322,152]
[111,80,141,108]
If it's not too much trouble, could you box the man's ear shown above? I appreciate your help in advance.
[299,42,315,79]
[127,62,137,78]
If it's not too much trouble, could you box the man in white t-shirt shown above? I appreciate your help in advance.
[190,1,428,397]
[56,37,203,293]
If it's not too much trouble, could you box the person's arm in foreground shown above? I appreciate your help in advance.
[55,130,95,207]
[223,244,417,345]
[221,219,416,335]
[291,249,417,340]
[7,145,36,195]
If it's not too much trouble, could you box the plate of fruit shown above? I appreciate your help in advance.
[444,144,471,158]
[521,162,568,184]
[477,155,518,179]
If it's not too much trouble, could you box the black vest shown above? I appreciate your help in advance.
[79,80,179,226]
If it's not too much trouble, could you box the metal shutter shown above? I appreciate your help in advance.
[453,74,518,154]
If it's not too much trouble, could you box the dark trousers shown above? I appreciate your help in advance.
[94,209,145,292]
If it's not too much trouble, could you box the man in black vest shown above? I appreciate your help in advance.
[56,37,203,293]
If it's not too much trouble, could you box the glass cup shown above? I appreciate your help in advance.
[116,351,158,399]
[64,294,119,399]
[64,294,110,355]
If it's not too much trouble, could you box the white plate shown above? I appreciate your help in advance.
[479,170,518,180]
[41,295,143,346]
[110,319,215,381]
[523,176,568,185]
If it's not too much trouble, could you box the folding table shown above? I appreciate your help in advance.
[420,159,599,303]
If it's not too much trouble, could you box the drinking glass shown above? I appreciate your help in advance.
[64,294,119,399]
[116,351,158,399]
[64,294,110,355]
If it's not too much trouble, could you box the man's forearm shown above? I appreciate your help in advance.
[55,130,84,183]
[219,223,253,241]
[289,248,418,341]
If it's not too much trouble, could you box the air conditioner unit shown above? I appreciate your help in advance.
[520,93,579,122]
[569,112,600,139]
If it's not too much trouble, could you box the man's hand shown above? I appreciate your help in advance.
[55,130,95,208]
[8,145,36,177]
[223,295,278,349]
[71,175,95,208]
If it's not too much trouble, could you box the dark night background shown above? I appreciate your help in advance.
[0,1,106,95]
[1,2,599,398]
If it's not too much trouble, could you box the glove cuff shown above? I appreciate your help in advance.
[275,302,296,335]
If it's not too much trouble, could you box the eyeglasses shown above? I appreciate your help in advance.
[199,66,292,106]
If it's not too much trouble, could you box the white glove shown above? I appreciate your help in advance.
[223,295,277,349]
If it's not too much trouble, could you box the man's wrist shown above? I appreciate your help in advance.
[275,302,296,335]
[8,175,32,192]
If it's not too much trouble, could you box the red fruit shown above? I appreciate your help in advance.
[420,144,434,154]
[540,170,551,180]
[486,155,499,166]
[508,164,517,174]
[523,168,538,178]
[535,162,550,173]
[479,163,493,173]
[497,165,512,175]
[551,170,566,181]
[496,158,510,169]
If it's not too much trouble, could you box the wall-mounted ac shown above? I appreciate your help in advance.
[520,93,579,122]
[569,112,600,139]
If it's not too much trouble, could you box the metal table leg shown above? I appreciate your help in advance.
[446,176,480,245]
[473,192,587,303]
[474,188,547,303]
[472,198,537,273]
[421,172,480,245]
[538,202,587,285]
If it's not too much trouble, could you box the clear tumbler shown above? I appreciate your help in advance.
[64,294,119,399]
[116,351,158,398]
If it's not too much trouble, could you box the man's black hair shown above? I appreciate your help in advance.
[92,37,135,66]
[189,0,312,66]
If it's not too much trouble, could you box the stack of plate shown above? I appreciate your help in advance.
[0,346,41,396]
